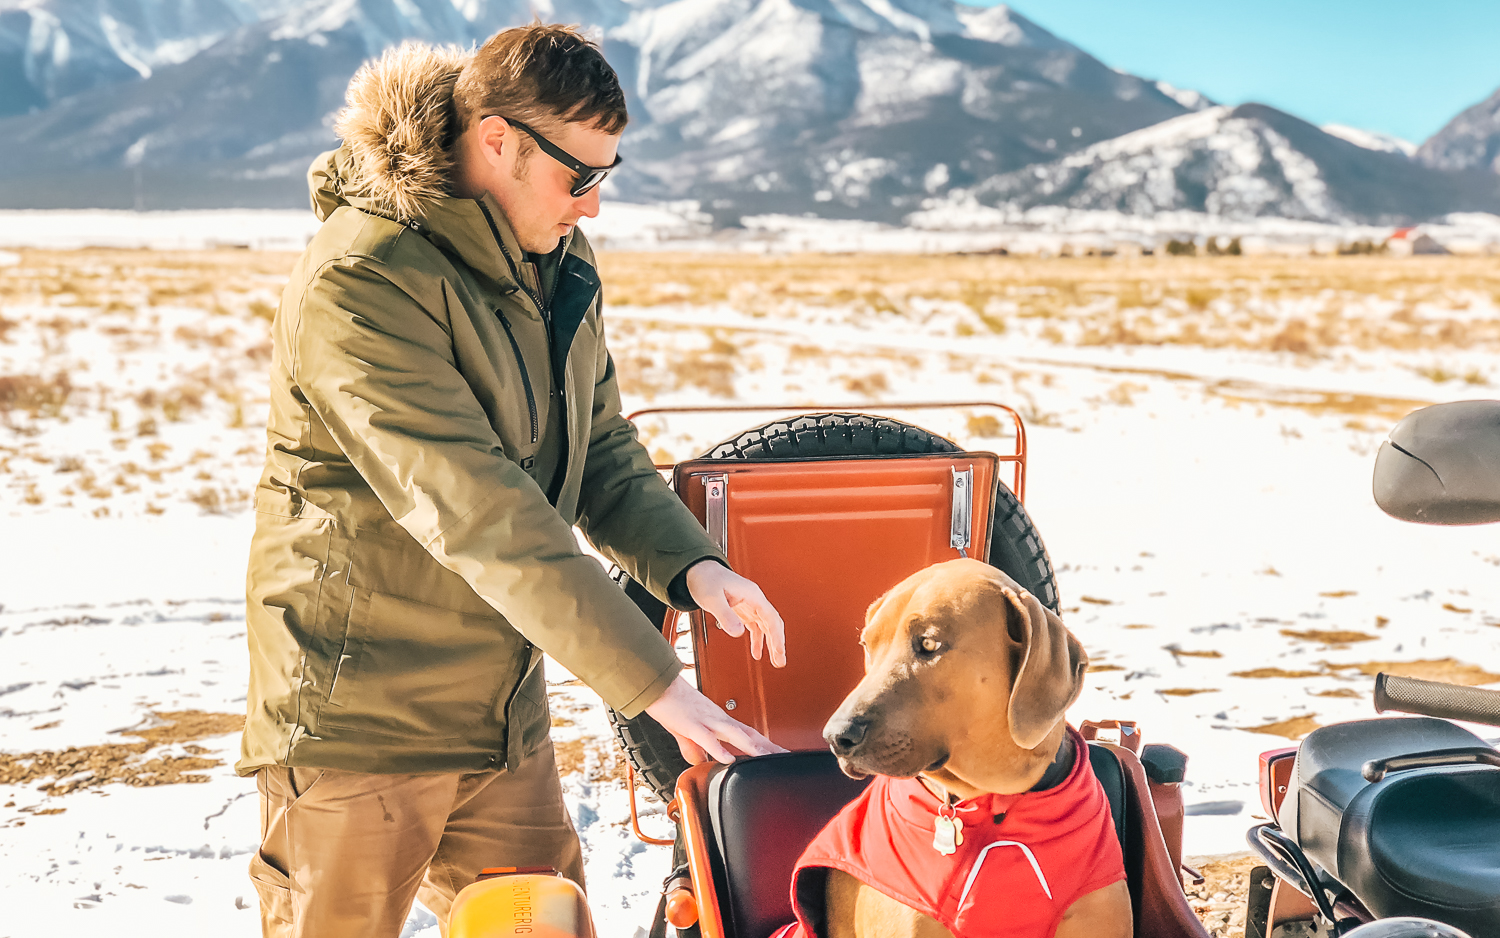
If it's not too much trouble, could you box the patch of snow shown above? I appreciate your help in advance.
[1321,123,1418,158]
[1155,80,1215,112]
[955,3,1067,48]
[0,210,321,252]
[853,35,963,116]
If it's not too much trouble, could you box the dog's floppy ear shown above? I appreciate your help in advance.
[865,587,894,625]
[1000,585,1087,750]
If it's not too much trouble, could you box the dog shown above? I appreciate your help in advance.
[779,558,1132,938]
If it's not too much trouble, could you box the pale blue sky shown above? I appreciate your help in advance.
[999,1,1500,145]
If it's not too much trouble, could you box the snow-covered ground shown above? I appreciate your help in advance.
[4,203,1498,257]
[4,239,1500,936]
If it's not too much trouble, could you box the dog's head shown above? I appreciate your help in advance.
[823,558,1087,794]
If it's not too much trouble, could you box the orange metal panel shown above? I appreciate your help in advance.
[674,454,998,751]
[676,763,727,938]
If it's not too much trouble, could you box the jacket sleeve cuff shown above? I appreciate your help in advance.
[615,656,684,719]
[666,556,729,611]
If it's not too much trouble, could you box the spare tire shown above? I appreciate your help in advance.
[608,413,1060,802]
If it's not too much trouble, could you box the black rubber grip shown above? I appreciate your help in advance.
[1374,672,1500,727]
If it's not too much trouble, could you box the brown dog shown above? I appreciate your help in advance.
[796,559,1132,938]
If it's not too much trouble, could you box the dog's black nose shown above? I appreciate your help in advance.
[826,716,870,755]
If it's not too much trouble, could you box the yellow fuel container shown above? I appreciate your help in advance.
[449,868,595,938]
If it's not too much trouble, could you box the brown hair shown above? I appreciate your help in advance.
[452,23,628,141]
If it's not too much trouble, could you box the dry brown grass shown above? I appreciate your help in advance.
[1188,854,1260,937]
[1242,714,1322,739]
[1325,657,1500,685]
[553,737,628,785]
[1231,667,1326,679]
[598,253,1500,354]
[0,710,242,798]
[1231,657,1500,686]
[0,248,296,308]
[1279,628,1379,647]
[0,248,292,513]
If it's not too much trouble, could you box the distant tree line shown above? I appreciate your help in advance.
[1164,237,1242,256]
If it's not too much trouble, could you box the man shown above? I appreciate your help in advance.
[240,25,787,937]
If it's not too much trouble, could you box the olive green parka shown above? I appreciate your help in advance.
[238,44,723,776]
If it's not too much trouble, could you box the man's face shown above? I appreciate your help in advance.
[478,116,617,254]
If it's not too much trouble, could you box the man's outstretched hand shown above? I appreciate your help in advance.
[686,561,787,668]
[644,675,787,764]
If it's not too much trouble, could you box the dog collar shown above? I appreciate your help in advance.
[1028,731,1077,793]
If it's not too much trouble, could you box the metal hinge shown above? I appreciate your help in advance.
[950,466,973,557]
[704,474,729,554]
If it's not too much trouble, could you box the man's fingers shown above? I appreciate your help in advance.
[697,734,738,764]
[729,723,787,757]
[759,606,787,668]
[730,588,787,668]
[703,711,785,758]
[673,734,710,766]
[712,604,746,638]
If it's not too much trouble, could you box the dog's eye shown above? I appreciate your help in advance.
[918,636,941,656]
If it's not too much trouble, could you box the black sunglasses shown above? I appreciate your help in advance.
[503,117,622,198]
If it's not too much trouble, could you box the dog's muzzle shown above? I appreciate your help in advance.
[825,714,870,756]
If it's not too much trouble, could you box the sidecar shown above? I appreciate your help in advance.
[597,404,1214,938]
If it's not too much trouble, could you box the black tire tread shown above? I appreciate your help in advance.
[705,413,962,460]
[607,705,689,807]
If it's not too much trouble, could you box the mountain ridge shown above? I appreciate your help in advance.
[934,103,1500,225]
[0,0,1191,217]
[0,0,1495,227]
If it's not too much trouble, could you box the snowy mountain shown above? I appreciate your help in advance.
[935,103,1500,225]
[0,0,295,115]
[607,0,1191,220]
[1,0,1494,226]
[1416,84,1500,175]
[0,0,1189,217]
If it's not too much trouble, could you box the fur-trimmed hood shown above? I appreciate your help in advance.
[322,42,473,223]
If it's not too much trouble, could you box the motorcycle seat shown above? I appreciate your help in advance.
[1284,717,1500,935]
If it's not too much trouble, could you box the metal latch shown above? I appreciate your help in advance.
[950,466,973,557]
[704,474,728,554]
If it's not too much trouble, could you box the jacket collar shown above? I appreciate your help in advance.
[312,143,582,311]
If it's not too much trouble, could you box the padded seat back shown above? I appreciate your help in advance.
[707,751,871,938]
[1089,743,1128,847]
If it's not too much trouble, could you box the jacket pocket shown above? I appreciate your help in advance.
[501,649,551,768]
[318,587,529,740]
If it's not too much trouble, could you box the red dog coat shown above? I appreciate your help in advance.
[778,727,1125,938]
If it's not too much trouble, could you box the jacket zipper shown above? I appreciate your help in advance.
[478,200,576,495]
[496,312,539,444]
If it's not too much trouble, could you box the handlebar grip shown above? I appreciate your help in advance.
[1373,672,1500,728]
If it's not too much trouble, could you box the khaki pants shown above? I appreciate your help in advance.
[249,744,584,938]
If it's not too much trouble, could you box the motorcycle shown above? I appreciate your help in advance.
[1245,400,1500,938]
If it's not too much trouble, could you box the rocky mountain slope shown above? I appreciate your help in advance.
[933,103,1500,225]
[0,0,1189,217]
[1417,84,1500,175]
[1,0,1495,226]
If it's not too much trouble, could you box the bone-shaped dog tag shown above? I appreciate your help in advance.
[932,815,963,856]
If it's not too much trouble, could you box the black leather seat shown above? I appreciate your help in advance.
[1283,717,1500,935]
[707,751,871,938]
[1089,744,1129,848]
